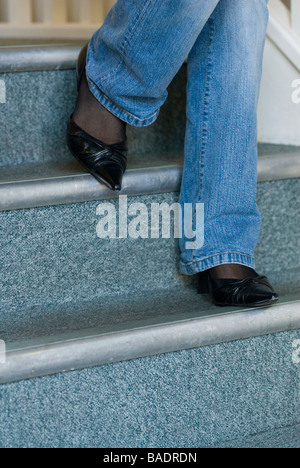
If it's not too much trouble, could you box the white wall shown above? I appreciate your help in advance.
[258,37,300,145]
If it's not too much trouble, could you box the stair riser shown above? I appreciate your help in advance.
[0,330,299,448]
[0,179,299,320]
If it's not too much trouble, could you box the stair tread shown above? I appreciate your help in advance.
[0,284,236,345]
[3,287,300,347]
[0,151,183,185]
[0,145,299,212]
[1,288,299,384]
[0,144,299,186]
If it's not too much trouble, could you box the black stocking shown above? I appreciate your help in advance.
[72,73,126,145]
[208,264,258,281]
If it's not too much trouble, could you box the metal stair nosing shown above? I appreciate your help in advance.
[0,151,300,212]
[0,43,84,73]
[0,295,299,385]
[0,165,183,212]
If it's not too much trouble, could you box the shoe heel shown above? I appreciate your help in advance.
[197,271,209,294]
[76,43,89,89]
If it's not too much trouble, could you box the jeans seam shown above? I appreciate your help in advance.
[122,0,154,58]
[98,0,154,85]
[191,18,214,261]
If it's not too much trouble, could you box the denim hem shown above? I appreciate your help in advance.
[180,252,255,276]
[87,79,160,128]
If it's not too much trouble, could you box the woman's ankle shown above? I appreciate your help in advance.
[208,264,258,281]
[73,74,126,145]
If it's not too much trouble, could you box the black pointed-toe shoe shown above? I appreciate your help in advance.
[199,273,279,308]
[67,117,127,191]
[66,44,128,191]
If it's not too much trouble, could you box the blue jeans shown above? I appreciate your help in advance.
[86,0,269,275]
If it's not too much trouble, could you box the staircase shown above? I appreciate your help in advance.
[0,40,300,447]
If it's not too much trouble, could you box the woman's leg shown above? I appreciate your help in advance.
[69,0,277,304]
[74,0,220,138]
[70,0,221,191]
[180,0,270,279]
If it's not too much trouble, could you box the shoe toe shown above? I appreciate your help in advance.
[246,286,279,306]
[245,280,278,304]
[94,163,124,191]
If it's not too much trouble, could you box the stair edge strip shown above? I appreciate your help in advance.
[0,44,83,73]
[1,299,299,384]
[0,152,300,212]
[0,166,183,211]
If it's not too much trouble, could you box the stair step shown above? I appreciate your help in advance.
[0,172,299,386]
[0,181,299,310]
[0,147,299,212]
[0,155,182,211]
[1,326,299,447]
[1,292,300,385]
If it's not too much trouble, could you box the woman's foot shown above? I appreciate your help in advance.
[66,44,128,191]
[199,264,279,307]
